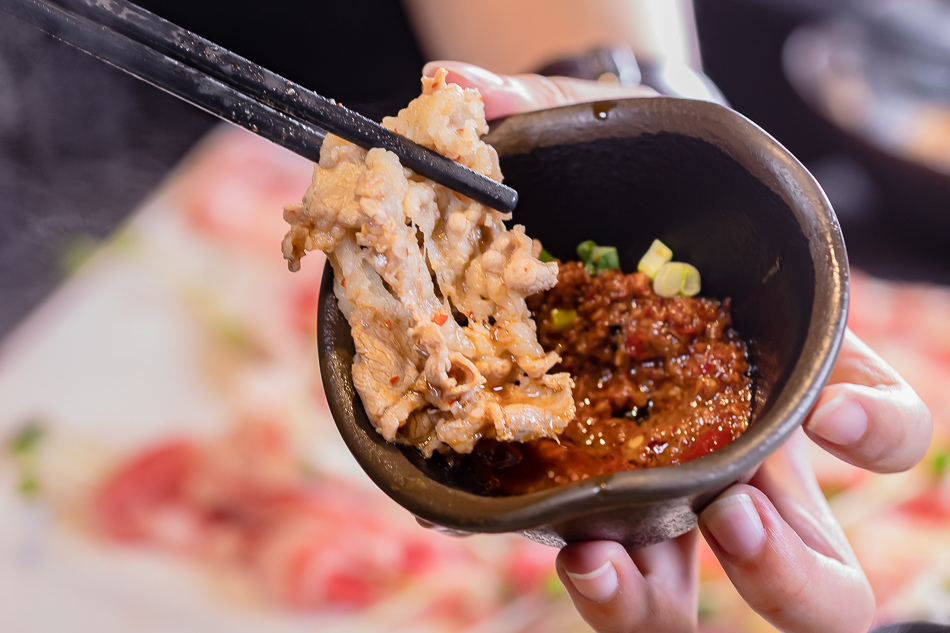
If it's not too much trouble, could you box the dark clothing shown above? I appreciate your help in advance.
[136,0,426,119]
[0,0,423,337]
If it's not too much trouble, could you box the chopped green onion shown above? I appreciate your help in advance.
[594,246,620,271]
[577,241,620,276]
[932,450,950,478]
[550,308,577,331]
[653,262,702,298]
[9,423,43,456]
[697,593,717,619]
[19,475,39,496]
[680,263,701,297]
[653,262,685,297]
[58,233,101,275]
[637,239,673,278]
[576,240,596,262]
[7,422,45,499]
[544,573,566,598]
[538,248,555,263]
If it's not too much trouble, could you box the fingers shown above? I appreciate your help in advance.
[805,328,932,473]
[422,60,656,120]
[699,431,875,633]
[556,532,698,633]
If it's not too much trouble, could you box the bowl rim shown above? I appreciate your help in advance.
[317,96,849,533]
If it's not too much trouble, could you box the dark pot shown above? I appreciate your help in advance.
[871,623,950,633]
[317,96,848,549]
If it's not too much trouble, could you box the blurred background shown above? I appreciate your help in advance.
[4,0,950,336]
[1,0,949,631]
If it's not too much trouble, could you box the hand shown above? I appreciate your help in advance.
[557,332,930,633]
[556,333,930,633]
[424,61,934,632]
[422,60,657,121]
[559,429,875,633]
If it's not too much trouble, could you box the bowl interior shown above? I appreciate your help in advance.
[318,97,847,538]
[496,129,814,420]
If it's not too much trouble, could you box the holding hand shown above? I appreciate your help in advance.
[559,429,874,633]
[424,61,932,633]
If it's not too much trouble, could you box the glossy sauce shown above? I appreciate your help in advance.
[452,261,753,495]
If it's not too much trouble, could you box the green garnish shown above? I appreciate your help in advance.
[653,262,702,298]
[575,239,703,295]
[538,248,555,263]
[636,241,702,297]
[58,233,102,275]
[932,450,950,478]
[216,320,256,352]
[697,592,717,619]
[577,240,620,275]
[7,422,45,498]
[550,308,577,331]
[637,239,673,278]
[576,240,596,261]
[681,264,702,296]
[19,475,40,496]
[10,423,43,456]
[544,573,566,598]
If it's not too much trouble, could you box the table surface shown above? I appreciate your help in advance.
[0,6,950,630]
[0,118,947,633]
[1,13,950,631]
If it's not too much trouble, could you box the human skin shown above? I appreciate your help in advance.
[403,0,701,76]
[421,61,933,633]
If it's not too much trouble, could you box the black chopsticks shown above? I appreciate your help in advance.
[0,0,518,212]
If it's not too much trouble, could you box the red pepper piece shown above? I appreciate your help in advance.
[681,425,734,463]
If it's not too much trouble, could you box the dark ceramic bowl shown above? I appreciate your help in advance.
[317,97,848,549]
[784,19,950,238]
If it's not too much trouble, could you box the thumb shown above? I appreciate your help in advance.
[422,60,656,120]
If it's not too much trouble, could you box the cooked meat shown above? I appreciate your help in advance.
[453,262,753,494]
[282,70,574,454]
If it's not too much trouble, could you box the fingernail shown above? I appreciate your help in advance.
[563,559,618,603]
[422,61,506,88]
[807,395,868,446]
[703,493,766,559]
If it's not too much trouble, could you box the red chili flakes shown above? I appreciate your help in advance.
[383,319,393,330]
[624,331,647,359]
[340,278,346,288]
[681,425,734,463]
[477,260,753,494]
[389,376,399,386]
[432,313,448,326]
